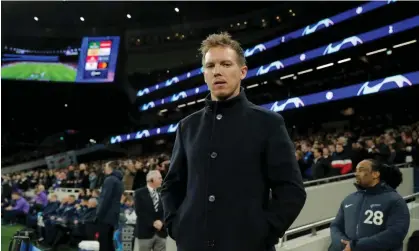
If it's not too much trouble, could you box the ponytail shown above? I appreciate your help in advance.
[369,159,403,189]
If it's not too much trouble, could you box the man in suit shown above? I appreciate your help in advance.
[134,170,166,251]
[161,32,306,251]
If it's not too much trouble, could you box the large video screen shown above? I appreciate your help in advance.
[1,36,120,83]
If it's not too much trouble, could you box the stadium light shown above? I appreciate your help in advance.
[127,14,131,19]
[80,17,85,22]
[174,7,179,12]
[34,16,39,21]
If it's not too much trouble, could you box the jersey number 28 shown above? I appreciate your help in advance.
[363,210,384,225]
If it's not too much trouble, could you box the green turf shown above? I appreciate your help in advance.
[1,225,76,251]
[1,62,77,82]
[1,225,24,251]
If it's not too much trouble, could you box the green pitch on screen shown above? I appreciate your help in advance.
[1,62,77,82]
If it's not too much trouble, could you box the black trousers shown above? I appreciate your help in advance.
[3,210,26,224]
[96,222,114,251]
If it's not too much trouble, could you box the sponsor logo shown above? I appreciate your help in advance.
[357,75,412,96]
[345,204,353,208]
[302,18,334,36]
[323,36,363,55]
[256,60,285,76]
[270,97,305,112]
[244,44,267,57]
[370,204,381,208]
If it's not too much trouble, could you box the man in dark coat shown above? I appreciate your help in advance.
[96,161,124,251]
[160,32,307,251]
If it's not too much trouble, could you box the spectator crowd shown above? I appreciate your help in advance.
[1,122,418,250]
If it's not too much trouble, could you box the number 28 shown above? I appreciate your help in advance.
[364,210,384,225]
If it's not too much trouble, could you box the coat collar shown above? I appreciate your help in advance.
[204,87,249,113]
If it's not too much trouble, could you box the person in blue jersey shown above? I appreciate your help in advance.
[329,159,410,251]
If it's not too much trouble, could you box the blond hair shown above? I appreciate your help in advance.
[199,32,246,66]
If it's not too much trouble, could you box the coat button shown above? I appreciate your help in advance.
[216,114,223,120]
[210,152,218,159]
[208,195,215,202]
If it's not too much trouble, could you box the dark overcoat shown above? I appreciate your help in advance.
[161,89,307,251]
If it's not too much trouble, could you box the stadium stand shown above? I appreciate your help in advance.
[2,1,419,251]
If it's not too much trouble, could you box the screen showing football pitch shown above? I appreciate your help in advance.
[1,36,120,83]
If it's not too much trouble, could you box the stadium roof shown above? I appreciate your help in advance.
[2,1,286,30]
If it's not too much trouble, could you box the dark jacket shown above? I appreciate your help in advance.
[96,170,124,227]
[57,202,77,222]
[161,89,306,251]
[134,186,167,239]
[312,157,331,179]
[43,201,60,217]
[329,182,410,251]
[80,207,97,223]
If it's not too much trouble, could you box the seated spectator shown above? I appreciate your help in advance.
[120,192,128,209]
[75,197,89,216]
[351,141,369,170]
[322,147,332,162]
[328,143,337,157]
[31,184,48,211]
[330,143,353,176]
[400,133,417,164]
[26,185,49,228]
[44,195,77,246]
[71,198,98,244]
[91,189,100,198]
[18,174,30,191]
[36,194,60,242]
[2,175,13,208]
[2,191,30,225]
[77,188,88,203]
[123,196,136,225]
[312,148,331,179]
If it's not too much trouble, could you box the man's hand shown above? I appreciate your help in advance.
[153,220,163,231]
[341,239,351,251]
[5,206,12,211]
